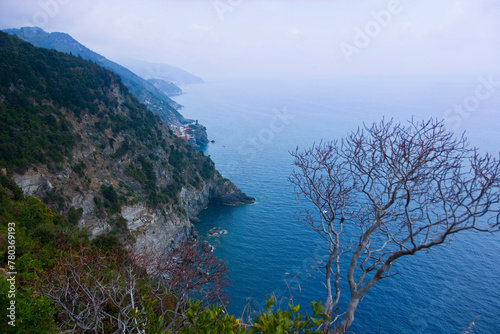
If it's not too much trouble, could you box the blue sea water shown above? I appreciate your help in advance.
[175,75,500,333]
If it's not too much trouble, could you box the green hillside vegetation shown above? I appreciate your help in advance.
[0,32,108,171]
[0,31,143,170]
[0,173,86,333]
[4,27,187,125]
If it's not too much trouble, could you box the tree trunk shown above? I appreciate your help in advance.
[322,252,335,334]
[333,296,360,334]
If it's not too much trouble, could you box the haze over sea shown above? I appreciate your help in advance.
[175,75,500,334]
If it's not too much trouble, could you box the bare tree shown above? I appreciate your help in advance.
[290,118,500,333]
[133,242,229,307]
[36,245,137,333]
[36,242,228,333]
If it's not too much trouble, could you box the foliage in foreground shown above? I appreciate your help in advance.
[178,297,327,334]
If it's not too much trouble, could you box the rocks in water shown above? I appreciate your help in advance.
[208,226,220,236]
[207,226,228,237]
[201,240,215,253]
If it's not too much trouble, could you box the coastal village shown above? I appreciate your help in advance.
[170,123,195,143]
[169,119,208,147]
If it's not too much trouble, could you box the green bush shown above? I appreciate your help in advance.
[68,207,83,225]
[177,297,327,333]
[0,278,56,334]
[90,233,123,253]
[179,299,247,334]
[101,185,121,213]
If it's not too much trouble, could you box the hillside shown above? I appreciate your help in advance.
[3,27,202,131]
[0,31,253,251]
[148,78,183,96]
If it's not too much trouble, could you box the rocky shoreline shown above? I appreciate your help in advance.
[14,169,254,252]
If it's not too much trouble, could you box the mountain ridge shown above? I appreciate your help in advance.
[3,27,206,138]
[120,58,205,85]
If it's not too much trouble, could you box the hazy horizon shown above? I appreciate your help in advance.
[1,0,499,79]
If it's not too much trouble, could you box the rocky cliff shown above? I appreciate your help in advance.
[0,31,253,252]
[12,161,253,252]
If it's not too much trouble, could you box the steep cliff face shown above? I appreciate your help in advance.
[12,165,252,251]
[0,31,253,251]
[121,203,195,251]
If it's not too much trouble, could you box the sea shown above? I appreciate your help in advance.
[175,75,500,334]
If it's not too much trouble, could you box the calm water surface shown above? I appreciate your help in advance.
[175,75,500,333]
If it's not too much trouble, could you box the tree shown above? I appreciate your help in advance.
[289,118,500,333]
[36,242,229,333]
[132,241,230,308]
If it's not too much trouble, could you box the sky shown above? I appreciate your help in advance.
[1,0,499,78]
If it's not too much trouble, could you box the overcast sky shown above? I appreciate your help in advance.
[1,0,499,78]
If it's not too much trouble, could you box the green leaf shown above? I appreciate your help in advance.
[265,296,275,310]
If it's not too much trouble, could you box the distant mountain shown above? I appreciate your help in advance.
[122,59,205,85]
[3,27,190,126]
[148,78,182,96]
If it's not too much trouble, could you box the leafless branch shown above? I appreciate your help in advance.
[290,118,500,333]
